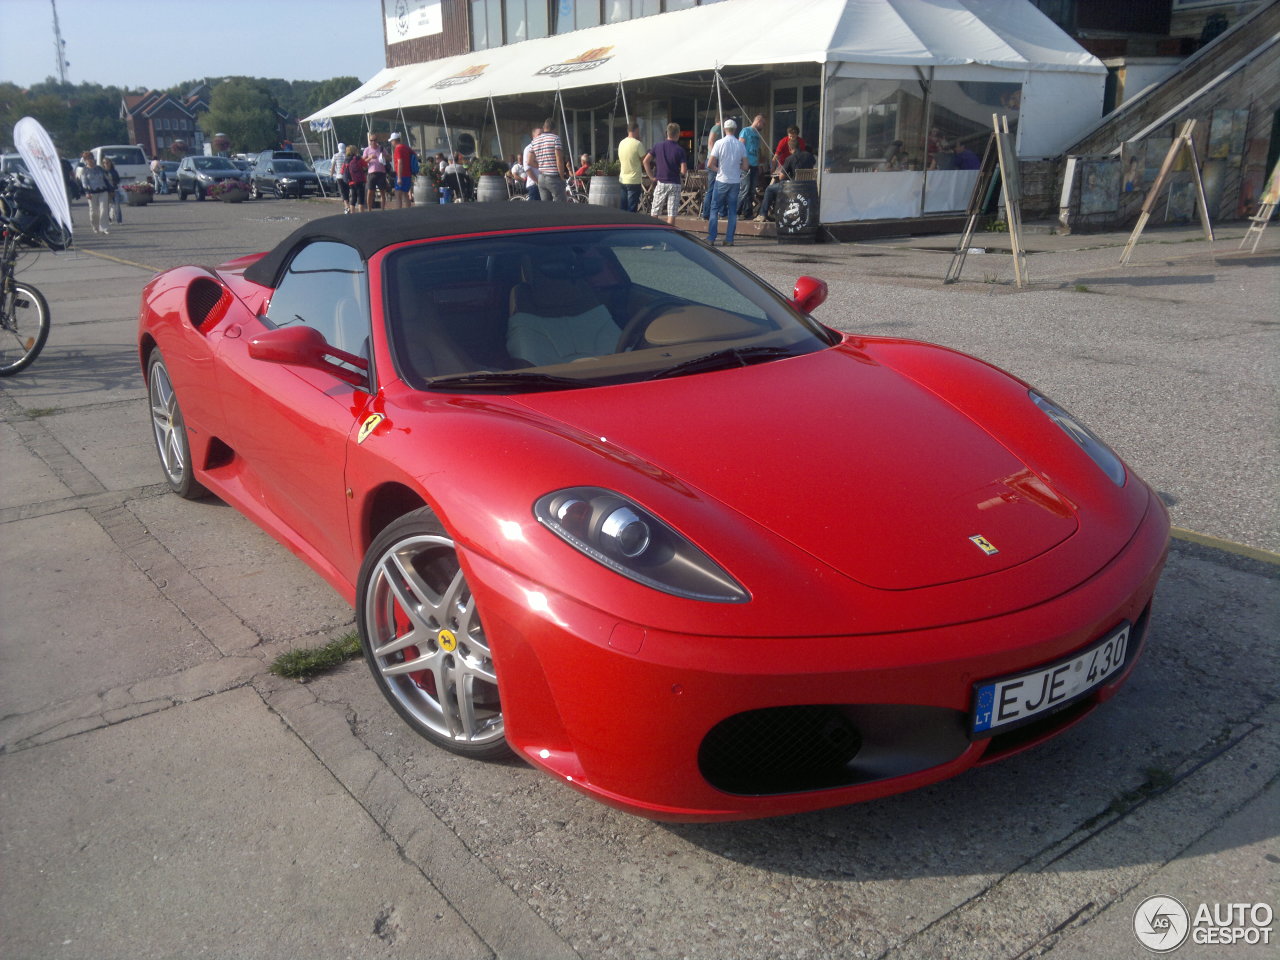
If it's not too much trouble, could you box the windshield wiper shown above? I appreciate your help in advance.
[647,346,797,381]
[425,371,607,392]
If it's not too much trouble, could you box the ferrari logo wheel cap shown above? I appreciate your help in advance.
[437,628,458,652]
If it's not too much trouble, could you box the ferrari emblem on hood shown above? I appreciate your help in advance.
[969,535,999,556]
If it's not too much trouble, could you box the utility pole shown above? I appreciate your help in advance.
[51,0,69,85]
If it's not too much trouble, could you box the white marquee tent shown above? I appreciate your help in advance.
[308,0,1105,222]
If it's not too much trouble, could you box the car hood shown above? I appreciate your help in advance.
[513,345,1079,591]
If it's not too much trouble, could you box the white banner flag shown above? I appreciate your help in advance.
[14,116,73,238]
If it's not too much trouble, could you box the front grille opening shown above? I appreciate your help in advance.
[699,706,862,795]
[699,704,971,796]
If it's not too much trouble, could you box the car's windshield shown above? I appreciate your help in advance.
[274,160,309,172]
[383,227,835,391]
[2,156,29,174]
[193,157,236,171]
[101,147,145,165]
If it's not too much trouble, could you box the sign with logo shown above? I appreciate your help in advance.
[433,65,489,89]
[14,117,73,237]
[384,0,442,43]
[537,47,615,77]
[1133,895,1274,952]
[356,79,401,103]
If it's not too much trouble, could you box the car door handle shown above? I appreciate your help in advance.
[224,324,242,339]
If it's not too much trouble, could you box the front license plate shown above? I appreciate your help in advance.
[971,623,1130,737]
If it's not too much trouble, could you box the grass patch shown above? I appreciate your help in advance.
[270,631,362,679]
[26,407,62,418]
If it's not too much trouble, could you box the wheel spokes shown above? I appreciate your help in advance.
[368,536,501,744]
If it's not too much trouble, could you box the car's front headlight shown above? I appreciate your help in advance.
[1030,391,1126,485]
[197,173,212,181]
[280,177,297,184]
[534,487,748,602]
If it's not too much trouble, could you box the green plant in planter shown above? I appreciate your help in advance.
[467,156,508,179]
[588,159,620,177]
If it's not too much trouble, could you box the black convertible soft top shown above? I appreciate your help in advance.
[242,203,663,287]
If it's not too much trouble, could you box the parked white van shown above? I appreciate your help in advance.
[91,145,150,185]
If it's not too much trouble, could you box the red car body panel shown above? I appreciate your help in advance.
[137,214,1170,821]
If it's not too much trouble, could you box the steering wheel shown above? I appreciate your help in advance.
[615,298,685,352]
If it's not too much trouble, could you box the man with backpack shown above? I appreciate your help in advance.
[391,132,417,209]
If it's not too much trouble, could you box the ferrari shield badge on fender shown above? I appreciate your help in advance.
[969,534,999,556]
[357,414,384,444]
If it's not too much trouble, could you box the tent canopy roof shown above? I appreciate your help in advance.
[306,0,1103,120]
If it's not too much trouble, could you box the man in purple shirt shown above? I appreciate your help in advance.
[951,141,981,170]
[643,122,689,224]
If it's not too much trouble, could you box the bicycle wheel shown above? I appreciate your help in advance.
[0,280,51,376]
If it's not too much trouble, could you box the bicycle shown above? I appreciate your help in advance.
[0,213,52,376]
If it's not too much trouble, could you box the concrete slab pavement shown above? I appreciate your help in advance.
[1,199,1275,959]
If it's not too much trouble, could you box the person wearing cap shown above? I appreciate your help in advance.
[331,141,350,213]
[390,132,415,208]
[706,117,749,247]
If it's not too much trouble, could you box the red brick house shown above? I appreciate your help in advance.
[121,89,206,158]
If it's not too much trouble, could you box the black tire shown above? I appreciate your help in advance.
[40,219,70,251]
[178,186,187,201]
[249,183,261,200]
[0,281,51,376]
[146,351,207,498]
[194,184,205,201]
[357,507,509,760]
[274,182,285,199]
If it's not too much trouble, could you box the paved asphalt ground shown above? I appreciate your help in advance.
[1,193,1276,960]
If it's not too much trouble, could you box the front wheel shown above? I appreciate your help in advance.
[0,281,51,376]
[147,351,207,498]
[39,219,70,251]
[357,508,508,760]
[249,183,261,200]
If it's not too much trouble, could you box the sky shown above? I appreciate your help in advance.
[0,0,388,90]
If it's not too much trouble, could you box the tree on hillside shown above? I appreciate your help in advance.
[199,79,282,153]
[0,80,128,154]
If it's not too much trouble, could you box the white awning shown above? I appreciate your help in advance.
[305,0,1103,120]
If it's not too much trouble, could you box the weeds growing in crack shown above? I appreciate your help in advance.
[269,632,361,679]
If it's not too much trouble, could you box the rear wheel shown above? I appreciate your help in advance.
[357,508,508,760]
[0,281,51,376]
[147,351,207,498]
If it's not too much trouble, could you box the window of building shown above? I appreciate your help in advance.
[471,0,505,49]
[506,0,550,41]
[605,0,661,22]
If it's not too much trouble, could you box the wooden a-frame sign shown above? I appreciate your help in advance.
[1119,118,1213,264]
[945,114,1028,286]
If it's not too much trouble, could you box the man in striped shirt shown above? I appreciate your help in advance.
[531,118,568,202]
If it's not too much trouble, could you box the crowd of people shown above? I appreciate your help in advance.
[326,132,420,213]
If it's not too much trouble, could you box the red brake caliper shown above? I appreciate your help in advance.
[393,602,437,695]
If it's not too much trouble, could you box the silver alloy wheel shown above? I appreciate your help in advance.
[364,533,503,748]
[149,361,185,486]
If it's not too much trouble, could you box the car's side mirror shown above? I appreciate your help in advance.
[248,325,367,387]
[791,276,828,314]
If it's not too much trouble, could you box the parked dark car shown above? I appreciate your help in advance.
[250,157,321,199]
[175,155,247,200]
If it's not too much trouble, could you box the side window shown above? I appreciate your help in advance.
[265,241,370,358]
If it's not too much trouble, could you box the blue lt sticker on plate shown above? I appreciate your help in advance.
[971,623,1131,737]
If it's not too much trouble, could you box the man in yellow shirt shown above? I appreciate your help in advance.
[618,121,645,212]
